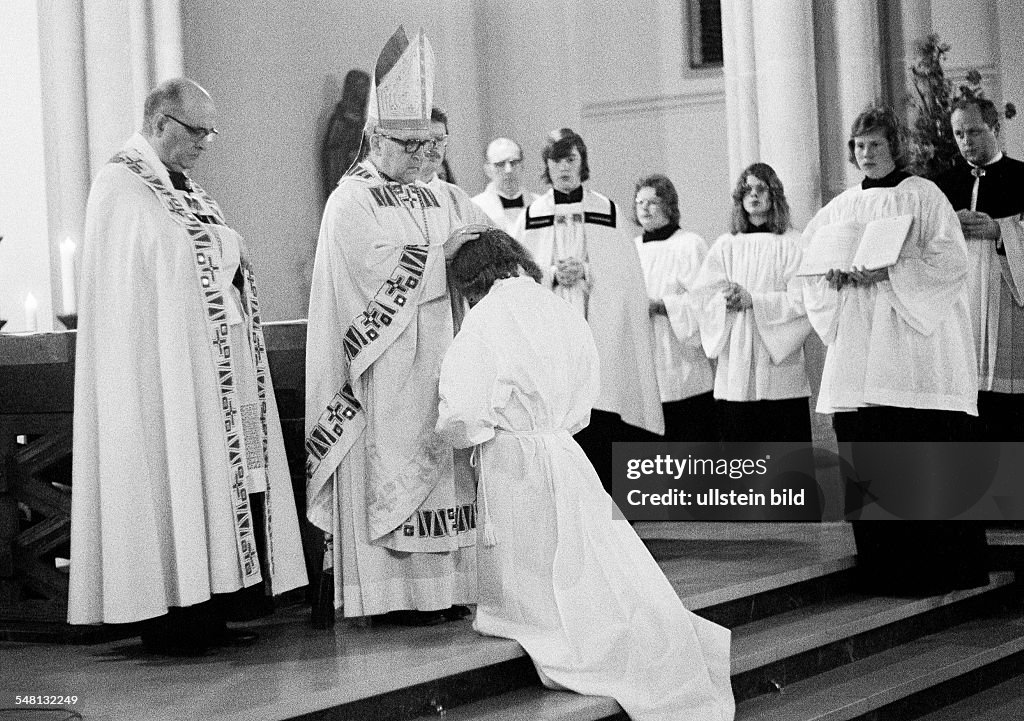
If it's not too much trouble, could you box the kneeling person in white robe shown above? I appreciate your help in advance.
[437,229,735,721]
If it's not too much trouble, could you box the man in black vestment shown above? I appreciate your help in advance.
[935,96,1024,439]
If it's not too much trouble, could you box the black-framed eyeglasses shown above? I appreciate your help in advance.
[165,114,219,141]
[377,133,447,155]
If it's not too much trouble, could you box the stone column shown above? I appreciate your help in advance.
[752,0,821,229]
[834,0,882,187]
[81,0,183,171]
[720,0,741,179]
[900,0,933,74]
[720,0,760,181]
[882,0,932,108]
[151,0,184,80]
[37,0,91,315]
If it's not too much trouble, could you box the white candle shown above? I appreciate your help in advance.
[60,237,77,313]
[25,293,38,332]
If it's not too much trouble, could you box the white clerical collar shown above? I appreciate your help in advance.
[969,152,1003,169]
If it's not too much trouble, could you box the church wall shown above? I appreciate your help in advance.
[478,0,732,241]
[474,0,585,196]
[180,0,484,321]
[0,2,54,332]
[995,0,1024,159]
[176,0,1014,323]
[180,0,735,320]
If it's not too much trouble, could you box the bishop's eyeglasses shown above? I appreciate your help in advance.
[378,133,448,155]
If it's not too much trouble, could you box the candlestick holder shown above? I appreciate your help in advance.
[57,313,78,330]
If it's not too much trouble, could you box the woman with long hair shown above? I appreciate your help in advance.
[693,162,812,441]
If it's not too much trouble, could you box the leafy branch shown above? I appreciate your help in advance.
[905,34,1016,179]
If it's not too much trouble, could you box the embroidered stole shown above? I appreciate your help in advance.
[112,150,274,585]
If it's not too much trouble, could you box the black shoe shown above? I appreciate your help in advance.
[374,610,448,627]
[442,605,471,621]
[211,627,260,647]
[141,635,213,657]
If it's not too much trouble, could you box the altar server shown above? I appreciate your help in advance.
[516,128,663,492]
[802,105,984,595]
[632,174,717,440]
[694,163,812,441]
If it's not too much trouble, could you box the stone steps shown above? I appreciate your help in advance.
[731,572,1017,701]
[914,671,1024,721]
[737,610,1024,721]
[414,572,1021,721]
[440,686,626,721]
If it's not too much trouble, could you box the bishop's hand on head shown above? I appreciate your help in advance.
[445,223,491,259]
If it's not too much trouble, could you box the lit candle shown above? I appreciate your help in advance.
[25,293,38,332]
[60,237,77,313]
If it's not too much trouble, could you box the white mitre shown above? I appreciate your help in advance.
[367,25,435,133]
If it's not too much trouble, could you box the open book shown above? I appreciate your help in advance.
[797,214,914,276]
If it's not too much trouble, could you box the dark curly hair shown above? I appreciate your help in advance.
[449,228,543,301]
[633,174,681,227]
[847,105,909,171]
[541,128,590,185]
[951,96,1001,133]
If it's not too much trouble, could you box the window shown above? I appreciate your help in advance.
[689,0,724,68]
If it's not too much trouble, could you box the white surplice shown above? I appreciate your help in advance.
[437,276,735,721]
[306,162,489,616]
[517,188,664,434]
[634,229,715,402]
[693,230,812,402]
[69,134,307,625]
[801,176,978,415]
[471,182,538,236]
[988,218,1024,391]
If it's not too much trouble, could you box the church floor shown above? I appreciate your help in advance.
[0,522,854,721]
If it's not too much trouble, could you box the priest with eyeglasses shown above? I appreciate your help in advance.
[306,26,489,625]
[69,78,308,655]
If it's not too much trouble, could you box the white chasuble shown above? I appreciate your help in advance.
[306,161,485,615]
[518,188,664,434]
[437,277,734,721]
[69,134,307,625]
[694,231,811,402]
[801,177,977,415]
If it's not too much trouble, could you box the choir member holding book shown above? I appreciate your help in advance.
[801,105,987,595]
